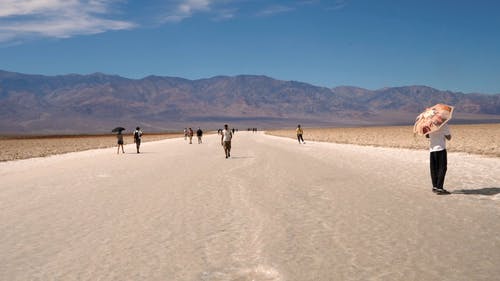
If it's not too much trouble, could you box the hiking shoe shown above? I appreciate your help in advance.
[432,187,439,193]
[435,188,451,195]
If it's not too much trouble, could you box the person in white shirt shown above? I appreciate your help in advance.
[221,124,233,159]
[133,127,143,153]
[426,123,451,194]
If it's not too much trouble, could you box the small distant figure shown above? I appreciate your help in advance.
[117,131,125,154]
[133,127,143,153]
[188,128,194,144]
[221,124,233,159]
[296,124,305,144]
[426,123,452,194]
[196,127,203,144]
[184,128,188,141]
[232,128,235,134]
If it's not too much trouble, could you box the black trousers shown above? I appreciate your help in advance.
[297,134,304,143]
[430,149,447,189]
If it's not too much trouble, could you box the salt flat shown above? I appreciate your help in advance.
[1,132,499,281]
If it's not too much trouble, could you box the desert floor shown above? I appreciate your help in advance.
[1,132,499,281]
[267,123,500,157]
[0,133,182,162]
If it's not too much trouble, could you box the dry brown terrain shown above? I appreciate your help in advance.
[0,133,183,162]
[2,124,498,162]
[267,124,500,157]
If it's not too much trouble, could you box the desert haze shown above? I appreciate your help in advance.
[1,131,499,280]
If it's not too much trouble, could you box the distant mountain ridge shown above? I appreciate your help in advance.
[0,70,499,134]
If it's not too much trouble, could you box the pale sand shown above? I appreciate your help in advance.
[267,124,500,157]
[1,132,499,280]
[0,133,182,162]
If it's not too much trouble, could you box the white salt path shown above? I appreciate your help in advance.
[1,132,499,281]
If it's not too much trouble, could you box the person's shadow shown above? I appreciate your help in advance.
[452,187,500,196]
[229,156,254,159]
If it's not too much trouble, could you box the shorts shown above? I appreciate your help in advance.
[118,140,124,145]
[223,141,231,150]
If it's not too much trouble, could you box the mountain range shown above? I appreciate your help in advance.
[1,70,499,134]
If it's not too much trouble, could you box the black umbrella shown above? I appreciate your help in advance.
[112,127,126,133]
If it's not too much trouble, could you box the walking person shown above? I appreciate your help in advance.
[133,127,143,153]
[188,128,194,144]
[296,124,305,144]
[196,127,203,144]
[116,131,125,154]
[221,124,233,159]
[427,123,452,194]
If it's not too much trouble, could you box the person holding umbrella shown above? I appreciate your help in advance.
[112,127,126,154]
[427,124,452,194]
[414,104,454,194]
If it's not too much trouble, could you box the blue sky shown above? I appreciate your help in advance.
[0,0,499,94]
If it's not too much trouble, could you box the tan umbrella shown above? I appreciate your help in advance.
[413,104,454,136]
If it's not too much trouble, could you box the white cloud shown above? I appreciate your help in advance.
[160,1,307,24]
[0,0,65,17]
[327,0,349,11]
[0,0,345,43]
[0,0,135,42]
[162,0,212,23]
[298,0,321,5]
[257,5,295,17]
[212,8,237,21]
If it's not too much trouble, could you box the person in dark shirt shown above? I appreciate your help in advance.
[116,131,125,154]
[196,128,203,144]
